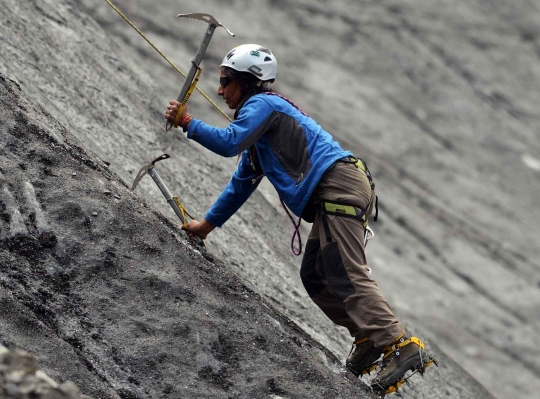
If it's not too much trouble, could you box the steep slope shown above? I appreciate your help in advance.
[1,0,538,398]
[76,2,540,397]
[1,73,383,399]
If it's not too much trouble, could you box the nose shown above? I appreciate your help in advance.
[217,85,224,96]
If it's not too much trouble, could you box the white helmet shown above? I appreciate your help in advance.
[221,44,277,82]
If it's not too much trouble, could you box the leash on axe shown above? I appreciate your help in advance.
[104,1,235,245]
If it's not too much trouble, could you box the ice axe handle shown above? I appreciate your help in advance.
[148,168,205,248]
[165,23,218,131]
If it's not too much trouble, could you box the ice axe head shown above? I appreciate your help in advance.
[176,13,235,37]
[131,154,170,191]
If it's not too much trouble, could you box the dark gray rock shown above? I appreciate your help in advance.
[0,345,84,399]
[2,0,537,397]
[1,72,380,399]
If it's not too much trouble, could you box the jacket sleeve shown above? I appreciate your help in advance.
[187,96,277,157]
[204,150,263,227]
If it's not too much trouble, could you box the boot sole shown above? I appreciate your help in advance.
[372,354,438,396]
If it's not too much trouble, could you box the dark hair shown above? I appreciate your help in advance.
[220,66,273,100]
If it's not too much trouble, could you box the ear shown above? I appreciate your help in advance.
[238,79,249,91]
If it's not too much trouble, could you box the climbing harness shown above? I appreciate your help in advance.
[282,156,378,256]
[131,154,203,247]
[103,0,233,124]
[337,156,378,221]
[319,199,371,250]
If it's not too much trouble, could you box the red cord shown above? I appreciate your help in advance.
[280,197,302,256]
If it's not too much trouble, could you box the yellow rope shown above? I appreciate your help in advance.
[104,0,233,123]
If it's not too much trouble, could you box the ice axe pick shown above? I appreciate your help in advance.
[166,13,235,131]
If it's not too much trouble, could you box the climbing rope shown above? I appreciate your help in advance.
[280,197,303,256]
[103,0,233,123]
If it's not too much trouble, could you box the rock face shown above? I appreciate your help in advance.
[0,72,386,399]
[0,65,492,399]
[0,0,538,398]
[0,73,375,398]
[0,345,84,399]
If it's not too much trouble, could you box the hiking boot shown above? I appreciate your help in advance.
[346,337,383,377]
[371,336,431,395]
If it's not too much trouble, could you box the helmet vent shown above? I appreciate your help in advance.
[264,56,272,62]
[256,47,272,55]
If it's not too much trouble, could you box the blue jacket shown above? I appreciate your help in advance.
[187,93,351,227]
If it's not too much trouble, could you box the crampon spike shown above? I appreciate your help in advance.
[362,363,378,377]
[373,356,438,396]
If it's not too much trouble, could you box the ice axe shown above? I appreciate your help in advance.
[166,13,235,131]
[131,154,204,248]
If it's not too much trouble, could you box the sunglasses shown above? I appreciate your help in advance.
[220,76,234,89]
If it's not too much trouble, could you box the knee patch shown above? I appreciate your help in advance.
[322,241,355,301]
[300,239,325,297]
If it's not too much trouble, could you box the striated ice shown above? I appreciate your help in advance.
[23,181,49,233]
[1,185,27,238]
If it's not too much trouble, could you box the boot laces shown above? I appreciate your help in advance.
[380,337,406,371]
[380,347,398,371]
[380,339,424,371]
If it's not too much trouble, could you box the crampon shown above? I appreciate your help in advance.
[346,337,383,377]
[372,355,439,397]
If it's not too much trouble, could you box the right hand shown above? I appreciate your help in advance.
[165,100,188,125]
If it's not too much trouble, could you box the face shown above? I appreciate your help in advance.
[218,72,243,109]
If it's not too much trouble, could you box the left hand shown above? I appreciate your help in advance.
[182,219,215,240]
[165,100,188,125]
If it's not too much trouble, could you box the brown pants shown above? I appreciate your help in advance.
[300,161,405,347]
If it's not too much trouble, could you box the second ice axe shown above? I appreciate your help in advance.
[131,154,204,248]
[167,13,235,131]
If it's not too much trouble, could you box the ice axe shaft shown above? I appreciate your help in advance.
[149,169,204,247]
[167,13,235,130]
[147,168,185,223]
[131,155,204,247]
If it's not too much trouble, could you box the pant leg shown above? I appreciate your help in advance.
[300,223,362,338]
[310,161,405,347]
